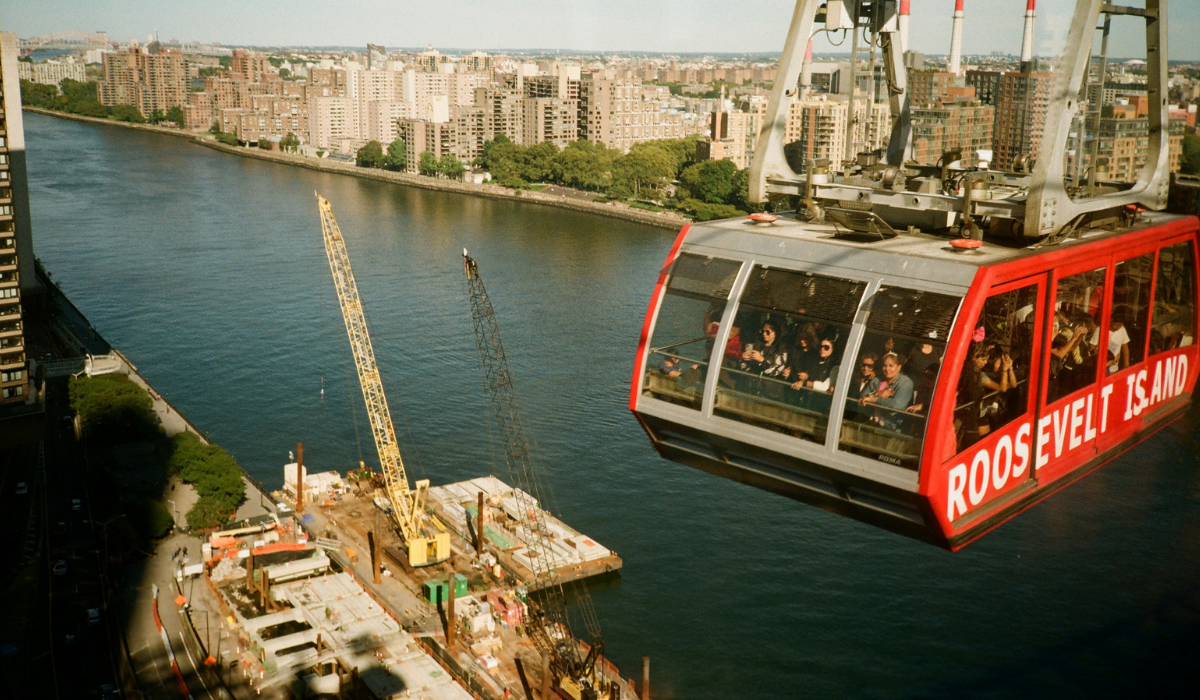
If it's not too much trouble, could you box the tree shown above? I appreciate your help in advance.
[19,79,58,108]
[612,146,676,198]
[552,140,614,191]
[214,130,238,146]
[69,374,161,444]
[418,151,440,176]
[168,432,246,530]
[1182,132,1200,176]
[110,104,145,123]
[678,198,747,221]
[630,135,702,179]
[677,159,738,204]
[438,154,466,179]
[281,132,301,153]
[385,139,408,170]
[279,67,292,80]
[165,105,185,128]
[356,140,385,168]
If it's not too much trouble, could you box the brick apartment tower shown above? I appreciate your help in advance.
[0,32,38,405]
[993,71,1054,171]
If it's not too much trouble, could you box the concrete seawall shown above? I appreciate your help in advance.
[24,107,689,231]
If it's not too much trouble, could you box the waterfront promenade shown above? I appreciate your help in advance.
[23,107,687,231]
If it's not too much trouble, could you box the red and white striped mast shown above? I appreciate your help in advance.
[1021,0,1037,65]
[948,0,965,75]
[898,0,911,54]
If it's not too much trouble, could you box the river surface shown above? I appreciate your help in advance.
[25,112,1200,699]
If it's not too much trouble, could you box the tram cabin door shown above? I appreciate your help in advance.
[938,275,1046,530]
[1036,257,1110,484]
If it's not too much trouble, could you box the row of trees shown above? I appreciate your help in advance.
[69,373,247,532]
[168,432,247,530]
[355,139,468,178]
[478,134,765,220]
[20,78,184,126]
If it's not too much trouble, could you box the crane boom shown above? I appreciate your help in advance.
[463,251,612,699]
[317,194,449,567]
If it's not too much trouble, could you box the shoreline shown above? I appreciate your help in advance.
[24,106,688,231]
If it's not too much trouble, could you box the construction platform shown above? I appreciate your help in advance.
[427,476,624,591]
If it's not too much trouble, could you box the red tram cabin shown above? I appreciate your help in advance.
[630,213,1198,550]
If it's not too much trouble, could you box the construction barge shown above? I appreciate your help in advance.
[193,466,634,700]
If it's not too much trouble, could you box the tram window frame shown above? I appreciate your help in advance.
[641,253,744,411]
[1149,240,1197,356]
[953,281,1040,456]
[1044,266,1107,406]
[837,286,961,470]
[1105,252,1155,373]
[711,265,867,446]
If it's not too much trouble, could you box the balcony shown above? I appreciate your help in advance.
[0,353,24,370]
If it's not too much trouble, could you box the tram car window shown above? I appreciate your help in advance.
[1151,241,1197,354]
[955,284,1038,454]
[713,266,866,446]
[837,287,960,470]
[1108,253,1154,371]
[1047,268,1106,405]
[642,254,743,411]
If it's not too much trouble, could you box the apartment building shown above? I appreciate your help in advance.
[522,98,579,148]
[17,59,87,87]
[97,45,188,116]
[397,118,456,173]
[695,96,768,169]
[0,34,36,405]
[911,102,995,165]
[964,70,1005,106]
[992,72,1054,171]
[231,48,271,83]
[578,72,686,152]
[782,95,891,170]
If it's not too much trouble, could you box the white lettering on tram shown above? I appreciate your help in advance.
[991,435,1013,491]
[1013,424,1031,478]
[948,420,1034,521]
[946,352,1192,524]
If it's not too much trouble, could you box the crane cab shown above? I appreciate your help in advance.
[631,212,1199,550]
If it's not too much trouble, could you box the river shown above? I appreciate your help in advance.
[25,112,1200,699]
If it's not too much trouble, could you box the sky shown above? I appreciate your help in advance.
[4,0,1200,60]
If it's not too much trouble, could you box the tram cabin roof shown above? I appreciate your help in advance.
[681,211,1190,289]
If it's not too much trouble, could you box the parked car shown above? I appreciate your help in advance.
[52,560,67,576]
[15,482,27,495]
[87,608,101,626]
[71,499,82,511]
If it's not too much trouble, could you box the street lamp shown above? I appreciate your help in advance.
[166,499,179,529]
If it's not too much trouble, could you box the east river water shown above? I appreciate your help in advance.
[25,112,1200,699]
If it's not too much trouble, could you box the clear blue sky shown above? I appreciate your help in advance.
[4,0,1199,59]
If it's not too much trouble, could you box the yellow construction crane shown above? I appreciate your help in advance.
[316,194,450,567]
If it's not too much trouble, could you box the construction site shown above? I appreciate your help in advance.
[172,194,637,699]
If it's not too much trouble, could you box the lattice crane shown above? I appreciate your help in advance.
[316,194,450,567]
[463,251,615,700]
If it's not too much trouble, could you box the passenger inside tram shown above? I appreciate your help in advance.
[955,283,1037,453]
[838,287,959,469]
[858,353,915,430]
[1151,242,1197,352]
[712,266,866,445]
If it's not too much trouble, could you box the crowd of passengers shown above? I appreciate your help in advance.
[717,313,948,431]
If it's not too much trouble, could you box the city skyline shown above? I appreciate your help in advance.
[8,0,1200,61]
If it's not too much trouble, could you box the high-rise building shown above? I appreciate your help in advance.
[578,72,686,152]
[522,97,579,148]
[782,95,891,170]
[0,33,36,405]
[911,102,994,165]
[964,70,1005,106]
[992,71,1054,170]
[97,45,188,116]
[696,95,769,169]
[17,59,87,87]
[230,49,271,83]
